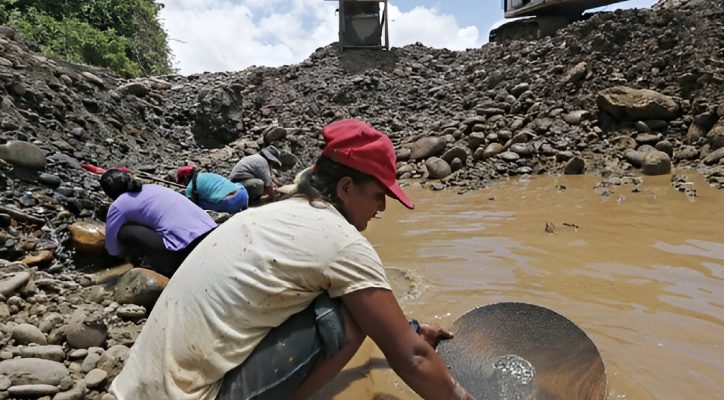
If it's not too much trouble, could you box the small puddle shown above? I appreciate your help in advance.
[313,170,724,399]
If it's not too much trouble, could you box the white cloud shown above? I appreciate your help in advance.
[160,1,482,75]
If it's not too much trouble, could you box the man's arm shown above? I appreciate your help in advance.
[341,288,473,400]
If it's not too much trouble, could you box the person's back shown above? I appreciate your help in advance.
[110,196,388,399]
[105,184,216,256]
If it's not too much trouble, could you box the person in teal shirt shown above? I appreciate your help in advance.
[177,166,249,214]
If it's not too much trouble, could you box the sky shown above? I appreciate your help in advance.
[159,0,658,75]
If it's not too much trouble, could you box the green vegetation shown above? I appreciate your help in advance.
[0,0,173,77]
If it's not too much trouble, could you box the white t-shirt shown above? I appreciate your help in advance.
[110,197,391,400]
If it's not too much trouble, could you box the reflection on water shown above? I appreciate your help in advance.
[313,171,724,400]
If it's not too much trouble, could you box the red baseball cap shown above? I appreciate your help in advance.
[322,119,414,209]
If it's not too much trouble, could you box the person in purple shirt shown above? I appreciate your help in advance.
[101,168,216,277]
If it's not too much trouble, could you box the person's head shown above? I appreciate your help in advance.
[100,168,142,200]
[296,119,413,231]
[260,145,282,169]
[176,165,195,186]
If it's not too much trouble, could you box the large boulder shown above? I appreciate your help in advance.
[0,358,69,385]
[425,157,452,179]
[113,268,169,307]
[409,136,446,160]
[68,221,107,254]
[597,86,680,121]
[642,151,672,175]
[191,84,245,148]
[0,140,46,170]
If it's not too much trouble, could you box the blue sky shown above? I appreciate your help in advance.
[160,0,657,75]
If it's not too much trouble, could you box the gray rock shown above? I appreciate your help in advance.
[12,323,47,345]
[263,126,287,144]
[425,157,452,179]
[597,86,680,121]
[116,304,146,320]
[16,345,65,362]
[560,62,587,85]
[0,271,31,297]
[497,151,520,162]
[635,133,660,145]
[686,123,705,143]
[703,147,724,165]
[564,157,585,175]
[642,151,672,175]
[509,143,535,157]
[673,145,699,161]
[84,368,108,388]
[0,140,46,170]
[409,136,446,160]
[65,310,107,349]
[0,358,69,385]
[481,143,504,160]
[8,384,59,397]
[643,119,668,131]
[655,140,674,157]
[562,110,590,125]
[440,146,468,164]
[97,344,130,377]
[113,268,168,307]
[707,124,724,150]
[117,82,151,97]
[624,149,647,168]
[52,381,87,400]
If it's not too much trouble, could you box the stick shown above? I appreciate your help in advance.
[135,171,186,189]
[0,205,46,226]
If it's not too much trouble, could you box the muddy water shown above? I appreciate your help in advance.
[313,170,724,400]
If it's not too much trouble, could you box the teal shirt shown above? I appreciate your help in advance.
[185,172,243,203]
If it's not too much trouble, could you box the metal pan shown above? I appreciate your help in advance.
[437,302,606,400]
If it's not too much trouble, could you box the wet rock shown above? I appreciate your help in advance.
[0,358,69,385]
[564,157,586,175]
[22,250,54,267]
[0,140,46,170]
[113,268,168,307]
[497,151,520,162]
[425,157,451,179]
[686,123,705,143]
[643,119,668,131]
[509,143,535,157]
[597,86,680,121]
[8,384,59,397]
[642,151,672,175]
[409,136,446,160]
[12,323,47,345]
[65,310,107,349]
[0,271,31,296]
[68,221,106,254]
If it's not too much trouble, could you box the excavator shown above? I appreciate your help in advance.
[490,0,628,41]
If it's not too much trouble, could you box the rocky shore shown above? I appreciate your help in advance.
[0,0,722,398]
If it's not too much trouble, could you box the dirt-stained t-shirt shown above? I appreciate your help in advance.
[110,197,390,400]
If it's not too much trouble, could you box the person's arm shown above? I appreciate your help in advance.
[341,288,473,400]
[271,174,283,187]
[104,204,127,256]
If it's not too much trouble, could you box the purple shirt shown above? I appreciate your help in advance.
[105,184,216,256]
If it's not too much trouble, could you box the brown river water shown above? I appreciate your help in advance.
[312,170,724,400]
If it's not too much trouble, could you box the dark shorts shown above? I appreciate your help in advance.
[216,293,345,400]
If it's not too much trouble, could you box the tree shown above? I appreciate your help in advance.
[0,0,173,77]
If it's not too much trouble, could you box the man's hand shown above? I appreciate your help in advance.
[418,322,453,349]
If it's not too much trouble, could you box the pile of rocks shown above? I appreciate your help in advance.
[0,0,722,397]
